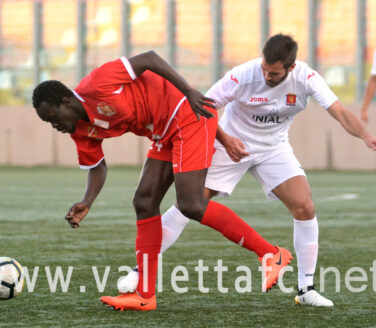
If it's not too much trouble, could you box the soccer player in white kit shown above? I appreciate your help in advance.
[119,34,376,307]
[360,50,376,123]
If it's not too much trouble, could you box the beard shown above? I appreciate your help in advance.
[265,69,289,87]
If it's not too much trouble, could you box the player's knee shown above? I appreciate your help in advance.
[293,198,315,220]
[132,193,145,216]
[133,191,159,218]
[177,198,206,221]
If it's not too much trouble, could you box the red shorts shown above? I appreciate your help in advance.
[147,101,218,173]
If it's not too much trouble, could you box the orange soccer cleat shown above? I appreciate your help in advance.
[259,246,293,292]
[100,292,156,311]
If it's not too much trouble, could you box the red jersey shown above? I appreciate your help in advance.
[71,57,186,168]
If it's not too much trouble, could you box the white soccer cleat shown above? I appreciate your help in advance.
[117,269,139,294]
[295,287,334,307]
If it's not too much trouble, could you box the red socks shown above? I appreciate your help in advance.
[201,201,278,257]
[135,215,162,299]
[134,202,277,298]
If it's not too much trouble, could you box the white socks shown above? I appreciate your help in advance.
[160,207,319,291]
[158,207,319,291]
[160,205,190,253]
[294,216,319,290]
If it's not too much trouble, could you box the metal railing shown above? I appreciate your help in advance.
[0,0,372,104]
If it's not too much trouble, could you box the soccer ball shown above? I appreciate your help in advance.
[0,257,25,300]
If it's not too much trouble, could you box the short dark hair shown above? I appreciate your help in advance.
[32,80,73,110]
[262,34,298,69]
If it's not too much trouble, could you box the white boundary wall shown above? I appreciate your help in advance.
[1,103,376,169]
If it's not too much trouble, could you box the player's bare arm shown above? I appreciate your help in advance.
[216,126,250,162]
[327,100,376,150]
[128,51,217,120]
[360,75,376,123]
[65,159,108,228]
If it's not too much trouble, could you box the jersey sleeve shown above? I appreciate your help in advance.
[205,69,240,108]
[371,50,376,76]
[306,69,338,110]
[70,134,105,169]
[90,57,137,90]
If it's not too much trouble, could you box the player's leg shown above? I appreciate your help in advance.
[133,157,174,219]
[132,157,175,299]
[174,169,292,291]
[101,158,174,310]
[272,177,333,306]
[174,169,274,252]
[250,146,333,306]
[117,186,219,294]
[272,176,317,286]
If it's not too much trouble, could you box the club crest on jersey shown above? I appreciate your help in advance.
[97,102,116,116]
[286,93,297,106]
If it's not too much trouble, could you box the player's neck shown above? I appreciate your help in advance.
[80,109,89,122]
[71,96,90,122]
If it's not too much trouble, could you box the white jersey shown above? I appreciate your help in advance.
[206,58,338,154]
[371,50,376,75]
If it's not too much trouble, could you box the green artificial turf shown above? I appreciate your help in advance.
[0,167,375,327]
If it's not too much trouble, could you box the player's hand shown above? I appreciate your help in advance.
[361,110,368,124]
[185,88,217,120]
[364,135,376,151]
[223,135,250,162]
[65,202,90,228]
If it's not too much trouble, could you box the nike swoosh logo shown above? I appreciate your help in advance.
[140,302,149,306]
[275,253,282,265]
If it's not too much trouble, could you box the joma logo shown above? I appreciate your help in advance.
[250,97,269,103]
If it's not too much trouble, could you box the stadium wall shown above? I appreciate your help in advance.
[1,104,375,170]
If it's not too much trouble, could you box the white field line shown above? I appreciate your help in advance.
[317,193,359,202]
[221,193,359,205]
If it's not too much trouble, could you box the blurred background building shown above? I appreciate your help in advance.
[1,0,376,169]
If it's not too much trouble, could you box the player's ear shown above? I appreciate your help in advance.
[62,96,76,110]
[288,63,296,72]
[62,96,71,105]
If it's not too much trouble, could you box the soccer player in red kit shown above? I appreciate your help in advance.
[32,51,292,311]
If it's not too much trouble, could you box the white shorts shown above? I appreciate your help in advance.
[205,142,306,201]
